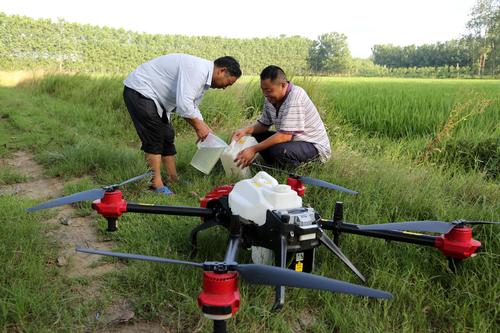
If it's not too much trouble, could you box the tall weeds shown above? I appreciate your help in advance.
[417,91,492,164]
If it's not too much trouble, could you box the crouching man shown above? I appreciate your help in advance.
[232,65,331,168]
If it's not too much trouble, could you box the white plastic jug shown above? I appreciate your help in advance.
[228,171,302,225]
[190,133,228,174]
[220,136,259,179]
[228,171,303,265]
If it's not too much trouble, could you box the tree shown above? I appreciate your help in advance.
[466,0,500,76]
[307,32,352,74]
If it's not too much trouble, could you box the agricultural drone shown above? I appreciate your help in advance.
[27,168,498,333]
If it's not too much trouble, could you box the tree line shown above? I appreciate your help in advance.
[0,13,312,75]
[306,0,499,77]
[371,40,473,69]
[371,0,499,76]
[1,0,498,77]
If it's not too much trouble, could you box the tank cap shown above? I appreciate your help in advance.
[273,184,291,193]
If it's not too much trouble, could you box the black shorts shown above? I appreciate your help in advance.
[123,86,176,156]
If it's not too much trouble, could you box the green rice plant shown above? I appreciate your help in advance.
[320,78,499,139]
[239,79,264,119]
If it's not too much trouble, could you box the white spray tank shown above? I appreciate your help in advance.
[228,171,302,265]
[220,136,259,179]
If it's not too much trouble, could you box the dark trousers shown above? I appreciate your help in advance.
[253,131,319,168]
[123,86,176,156]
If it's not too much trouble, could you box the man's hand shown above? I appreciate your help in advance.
[234,147,257,168]
[185,118,212,143]
[194,121,211,143]
[231,127,249,142]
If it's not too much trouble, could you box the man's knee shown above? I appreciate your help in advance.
[262,142,318,168]
[260,144,291,167]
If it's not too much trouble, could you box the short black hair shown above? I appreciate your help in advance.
[214,56,242,78]
[260,65,287,82]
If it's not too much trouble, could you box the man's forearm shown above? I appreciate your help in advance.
[184,117,204,129]
[246,122,269,136]
[253,132,292,153]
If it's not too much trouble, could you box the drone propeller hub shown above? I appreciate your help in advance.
[198,271,240,320]
[435,226,481,260]
[287,177,305,197]
[91,190,127,219]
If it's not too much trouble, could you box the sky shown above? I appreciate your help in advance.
[0,0,477,58]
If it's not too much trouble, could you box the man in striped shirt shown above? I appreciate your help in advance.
[232,65,331,168]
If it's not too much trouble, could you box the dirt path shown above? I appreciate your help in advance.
[0,151,169,332]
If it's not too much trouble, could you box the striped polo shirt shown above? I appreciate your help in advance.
[258,84,331,162]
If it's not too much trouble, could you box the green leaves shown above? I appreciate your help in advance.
[308,32,352,74]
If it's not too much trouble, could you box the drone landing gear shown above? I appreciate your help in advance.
[106,217,118,232]
[213,320,227,333]
[318,229,366,282]
[272,235,287,311]
[190,219,227,257]
[332,201,344,246]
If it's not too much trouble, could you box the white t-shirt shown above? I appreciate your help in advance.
[124,53,213,121]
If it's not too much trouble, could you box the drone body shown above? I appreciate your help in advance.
[193,171,370,309]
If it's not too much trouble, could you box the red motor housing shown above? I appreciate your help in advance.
[435,226,481,260]
[92,190,128,218]
[197,271,240,320]
[200,185,234,208]
[287,177,305,197]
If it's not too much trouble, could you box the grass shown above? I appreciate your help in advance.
[0,195,95,332]
[0,168,28,185]
[0,72,498,332]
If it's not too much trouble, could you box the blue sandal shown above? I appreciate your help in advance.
[150,186,174,195]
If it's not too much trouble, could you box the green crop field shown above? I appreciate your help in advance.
[0,72,498,332]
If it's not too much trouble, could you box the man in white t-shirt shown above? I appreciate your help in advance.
[232,65,330,169]
[124,54,241,193]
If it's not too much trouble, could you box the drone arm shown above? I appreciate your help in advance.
[126,203,214,217]
[322,219,482,260]
[321,219,437,247]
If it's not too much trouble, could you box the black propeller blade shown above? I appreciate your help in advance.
[357,220,500,234]
[296,176,358,195]
[112,172,154,188]
[76,247,392,300]
[252,163,358,195]
[237,264,391,299]
[458,220,500,226]
[26,188,106,213]
[26,172,153,212]
[76,246,203,268]
[358,221,455,234]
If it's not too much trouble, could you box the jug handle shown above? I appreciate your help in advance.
[254,171,278,185]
